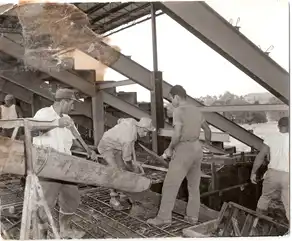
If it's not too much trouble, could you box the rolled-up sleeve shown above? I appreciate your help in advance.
[33,109,55,121]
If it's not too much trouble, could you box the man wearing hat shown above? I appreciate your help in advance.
[32,88,95,239]
[250,117,289,222]
[0,94,23,137]
[98,117,156,211]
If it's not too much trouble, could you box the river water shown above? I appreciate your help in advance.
[212,122,280,152]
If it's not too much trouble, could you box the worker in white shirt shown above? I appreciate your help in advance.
[0,94,23,137]
[98,117,156,211]
[250,117,289,222]
[33,88,96,239]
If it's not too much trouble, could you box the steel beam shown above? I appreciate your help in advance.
[150,2,165,155]
[0,77,32,104]
[0,64,92,118]
[0,36,96,96]
[199,104,289,112]
[0,37,160,129]
[97,79,135,89]
[92,91,105,146]
[159,128,230,142]
[89,45,264,150]
[0,37,154,123]
[159,2,289,104]
[0,70,118,129]
[0,36,264,150]
[0,80,31,105]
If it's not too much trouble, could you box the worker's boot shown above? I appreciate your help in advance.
[109,189,124,211]
[184,216,199,225]
[38,222,49,239]
[59,212,85,239]
[147,216,172,226]
[119,193,132,210]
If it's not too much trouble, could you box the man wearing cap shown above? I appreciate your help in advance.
[250,117,289,222]
[0,94,23,137]
[32,88,95,239]
[147,85,211,226]
[98,117,156,211]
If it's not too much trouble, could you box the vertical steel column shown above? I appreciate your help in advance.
[31,94,42,116]
[31,93,36,116]
[92,90,104,146]
[150,3,165,155]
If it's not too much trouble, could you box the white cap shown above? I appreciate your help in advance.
[136,117,156,132]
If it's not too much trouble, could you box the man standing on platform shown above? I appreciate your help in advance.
[0,94,23,137]
[250,117,289,223]
[32,88,95,239]
[98,117,156,211]
[147,85,211,226]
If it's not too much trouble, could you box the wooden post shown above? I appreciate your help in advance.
[19,120,60,240]
[20,120,34,240]
[92,90,104,146]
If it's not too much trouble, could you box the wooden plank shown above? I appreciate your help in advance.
[231,217,241,236]
[183,219,218,237]
[241,214,254,236]
[222,207,238,236]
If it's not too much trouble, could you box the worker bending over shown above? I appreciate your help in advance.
[33,88,96,239]
[98,117,156,211]
[0,94,23,137]
[250,117,289,222]
[147,85,211,226]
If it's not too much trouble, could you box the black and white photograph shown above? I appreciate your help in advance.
[0,0,289,239]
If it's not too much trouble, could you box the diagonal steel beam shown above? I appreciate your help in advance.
[0,78,32,104]
[159,2,289,104]
[0,36,96,96]
[0,67,120,129]
[0,36,263,149]
[87,44,264,150]
[0,36,161,122]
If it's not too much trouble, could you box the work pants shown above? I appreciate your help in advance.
[257,168,289,221]
[38,179,80,223]
[157,141,203,220]
[98,144,127,196]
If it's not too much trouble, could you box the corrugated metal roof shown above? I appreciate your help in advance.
[0,2,155,36]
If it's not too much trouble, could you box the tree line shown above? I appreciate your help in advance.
[196,92,287,124]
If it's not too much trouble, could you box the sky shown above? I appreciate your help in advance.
[103,0,289,102]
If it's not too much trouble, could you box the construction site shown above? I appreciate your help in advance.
[0,1,290,239]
